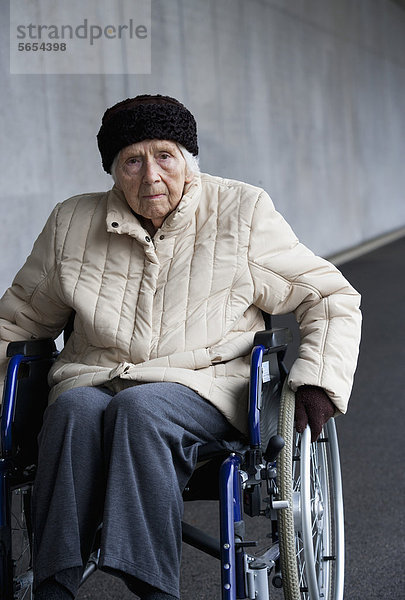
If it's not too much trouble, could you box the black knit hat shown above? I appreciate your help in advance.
[97,94,199,173]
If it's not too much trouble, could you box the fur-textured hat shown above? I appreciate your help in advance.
[97,94,198,173]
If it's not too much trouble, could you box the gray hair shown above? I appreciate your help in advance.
[110,143,199,184]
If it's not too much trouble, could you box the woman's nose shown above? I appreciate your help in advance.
[142,159,161,184]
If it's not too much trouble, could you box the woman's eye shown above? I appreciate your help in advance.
[159,153,170,160]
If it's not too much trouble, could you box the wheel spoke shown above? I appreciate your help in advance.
[10,487,34,600]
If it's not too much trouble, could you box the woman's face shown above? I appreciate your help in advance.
[114,139,194,228]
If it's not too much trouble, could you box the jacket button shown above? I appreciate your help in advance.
[159,235,165,240]
[111,222,119,228]
[145,236,151,242]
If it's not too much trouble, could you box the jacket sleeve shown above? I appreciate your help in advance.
[248,191,362,414]
[0,204,72,389]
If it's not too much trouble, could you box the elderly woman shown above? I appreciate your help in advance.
[0,95,361,600]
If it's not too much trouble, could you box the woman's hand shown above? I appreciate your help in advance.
[295,385,335,442]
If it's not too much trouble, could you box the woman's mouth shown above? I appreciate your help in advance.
[143,193,165,199]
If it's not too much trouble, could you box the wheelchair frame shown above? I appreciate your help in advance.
[0,331,345,600]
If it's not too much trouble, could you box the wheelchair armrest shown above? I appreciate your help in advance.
[253,327,292,352]
[6,338,57,358]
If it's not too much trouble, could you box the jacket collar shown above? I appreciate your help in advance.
[105,174,202,243]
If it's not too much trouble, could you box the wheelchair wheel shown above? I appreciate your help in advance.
[11,484,34,600]
[277,382,344,600]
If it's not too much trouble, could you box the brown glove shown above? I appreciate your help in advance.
[295,385,335,442]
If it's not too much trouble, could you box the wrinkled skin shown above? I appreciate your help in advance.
[114,139,194,232]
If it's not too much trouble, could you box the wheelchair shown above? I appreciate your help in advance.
[0,325,345,600]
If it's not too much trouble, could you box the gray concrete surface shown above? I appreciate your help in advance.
[334,238,405,600]
[2,0,405,291]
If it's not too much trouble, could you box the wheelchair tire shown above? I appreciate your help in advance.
[277,381,344,600]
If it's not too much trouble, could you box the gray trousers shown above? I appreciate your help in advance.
[32,383,237,598]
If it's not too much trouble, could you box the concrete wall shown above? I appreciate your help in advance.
[1,0,405,293]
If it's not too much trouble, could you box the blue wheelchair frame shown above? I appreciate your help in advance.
[218,336,288,600]
[0,331,290,600]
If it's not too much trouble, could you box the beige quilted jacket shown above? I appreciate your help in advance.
[0,173,361,432]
